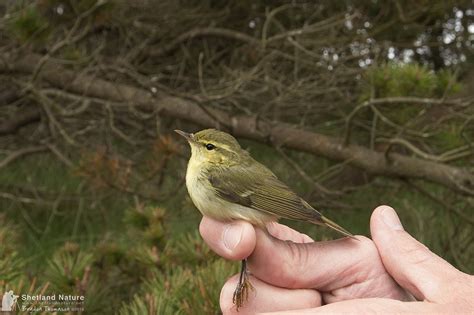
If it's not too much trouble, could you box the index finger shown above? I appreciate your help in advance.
[199,216,314,261]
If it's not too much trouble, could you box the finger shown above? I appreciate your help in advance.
[259,298,445,314]
[248,230,390,293]
[266,222,314,243]
[322,270,412,304]
[199,216,256,261]
[370,205,469,303]
[220,275,321,315]
[199,217,314,261]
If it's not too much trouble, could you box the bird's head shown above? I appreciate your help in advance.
[175,129,245,165]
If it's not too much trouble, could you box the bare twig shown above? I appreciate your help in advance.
[147,27,260,58]
[344,97,468,145]
[377,138,473,162]
[0,107,41,135]
[46,143,74,168]
[0,191,52,206]
[275,146,343,196]
[30,0,106,82]
[0,145,47,169]
[32,89,78,146]
[405,180,474,225]
[105,104,136,145]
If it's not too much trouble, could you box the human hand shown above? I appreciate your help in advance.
[199,205,474,314]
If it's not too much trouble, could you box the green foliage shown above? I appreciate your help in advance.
[45,243,108,312]
[363,63,460,99]
[163,230,214,266]
[45,244,94,291]
[123,205,167,247]
[5,0,115,49]
[0,215,25,283]
[435,69,462,96]
[430,122,465,152]
[0,196,236,314]
[357,63,467,152]
[119,260,237,315]
[7,6,50,43]
[119,206,233,314]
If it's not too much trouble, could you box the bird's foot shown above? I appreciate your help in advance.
[233,260,254,310]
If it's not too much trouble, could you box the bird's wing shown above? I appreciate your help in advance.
[207,162,323,222]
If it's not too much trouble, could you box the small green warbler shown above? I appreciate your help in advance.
[176,128,354,309]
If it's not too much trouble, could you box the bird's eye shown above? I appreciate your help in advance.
[205,143,215,150]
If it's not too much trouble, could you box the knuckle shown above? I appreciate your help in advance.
[351,236,379,266]
[281,241,312,288]
[400,241,432,266]
[355,235,372,245]
[356,236,378,256]
[343,236,385,284]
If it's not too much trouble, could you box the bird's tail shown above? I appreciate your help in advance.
[318,216,357,240]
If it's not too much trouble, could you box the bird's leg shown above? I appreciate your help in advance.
[232,258,253,310]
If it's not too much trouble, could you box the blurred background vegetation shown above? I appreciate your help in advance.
[0,0,473,313]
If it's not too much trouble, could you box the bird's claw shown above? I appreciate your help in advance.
[233,267,254,310]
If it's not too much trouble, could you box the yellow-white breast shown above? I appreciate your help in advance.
[185,149,273,226]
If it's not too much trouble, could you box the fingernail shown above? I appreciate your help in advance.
[381,207,404,231]
[223,224,243,250]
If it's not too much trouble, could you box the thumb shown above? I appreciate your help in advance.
[370,205,468,303]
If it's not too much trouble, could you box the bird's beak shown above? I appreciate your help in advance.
[174,129,194,142]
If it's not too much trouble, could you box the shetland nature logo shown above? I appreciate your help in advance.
[1,290,19,311]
